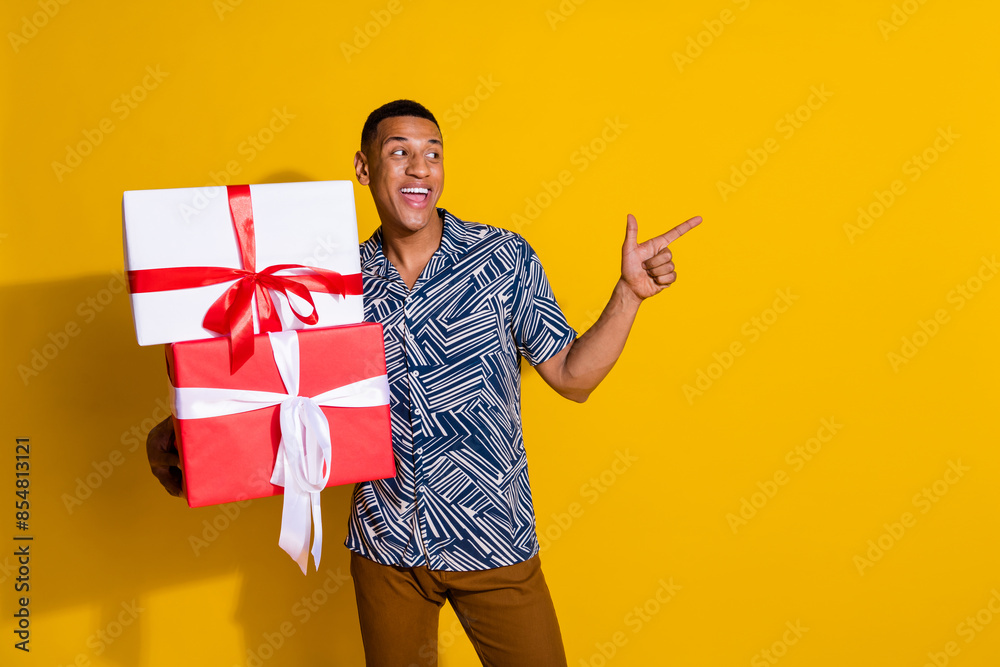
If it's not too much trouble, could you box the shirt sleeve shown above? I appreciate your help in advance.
[509,236,577,366]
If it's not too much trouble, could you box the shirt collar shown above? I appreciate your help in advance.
[361,208,471,279]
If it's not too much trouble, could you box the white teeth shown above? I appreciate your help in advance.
[401,187,429,194]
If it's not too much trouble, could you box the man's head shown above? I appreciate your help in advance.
[355,100,445,236]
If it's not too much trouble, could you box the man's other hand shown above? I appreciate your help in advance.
[147,416,184,497]
[621,214,702,300]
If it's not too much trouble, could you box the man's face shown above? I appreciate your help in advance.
[355,115,444,235]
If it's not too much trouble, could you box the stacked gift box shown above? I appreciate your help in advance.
[122,181,395,573]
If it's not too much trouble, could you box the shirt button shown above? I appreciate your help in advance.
[412,370,420,378]
[416,447,423,455]
[407,333,416,343]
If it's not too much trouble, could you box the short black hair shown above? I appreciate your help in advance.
[360,99,440,153]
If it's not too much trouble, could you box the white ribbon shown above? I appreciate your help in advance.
[170,330,390,574]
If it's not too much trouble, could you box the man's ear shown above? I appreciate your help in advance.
[354,150,370,186]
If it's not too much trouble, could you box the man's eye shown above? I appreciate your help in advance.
[391,149,405,156]
[427,152,439,159]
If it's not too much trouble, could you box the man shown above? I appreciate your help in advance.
[146,99,701,666]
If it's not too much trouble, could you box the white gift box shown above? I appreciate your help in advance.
[123,181,364,349]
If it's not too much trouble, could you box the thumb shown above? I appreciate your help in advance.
[623,214,638,251]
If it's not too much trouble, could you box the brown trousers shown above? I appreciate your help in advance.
[350,551,568,667]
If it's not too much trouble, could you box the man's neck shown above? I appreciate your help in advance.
[381,209,444,290]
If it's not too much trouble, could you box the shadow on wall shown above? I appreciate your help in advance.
[3,169,373,665]
[256,170,319,184]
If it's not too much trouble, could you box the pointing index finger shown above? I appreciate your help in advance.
[660,215,703,245]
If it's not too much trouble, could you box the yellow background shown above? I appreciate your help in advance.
[2,0,998,665]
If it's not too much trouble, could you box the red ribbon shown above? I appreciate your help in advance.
[128,184,362,371]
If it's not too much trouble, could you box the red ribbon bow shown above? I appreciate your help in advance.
[128,184,362,371]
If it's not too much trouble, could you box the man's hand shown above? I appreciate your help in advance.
[147,416,184,497]
[621,214,703,300]
[534,212,704,402]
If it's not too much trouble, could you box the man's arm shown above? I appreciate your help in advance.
[534,214,702,403]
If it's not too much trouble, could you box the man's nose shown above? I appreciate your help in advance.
[406,154,430,178]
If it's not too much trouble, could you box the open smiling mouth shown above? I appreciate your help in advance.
[400,187,430,204]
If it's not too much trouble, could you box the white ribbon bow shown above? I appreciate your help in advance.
[171,330,390,574]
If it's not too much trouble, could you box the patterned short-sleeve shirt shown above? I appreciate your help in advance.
[344,208,577,571]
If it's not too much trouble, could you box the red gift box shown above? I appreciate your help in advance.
[166,323,395,509]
